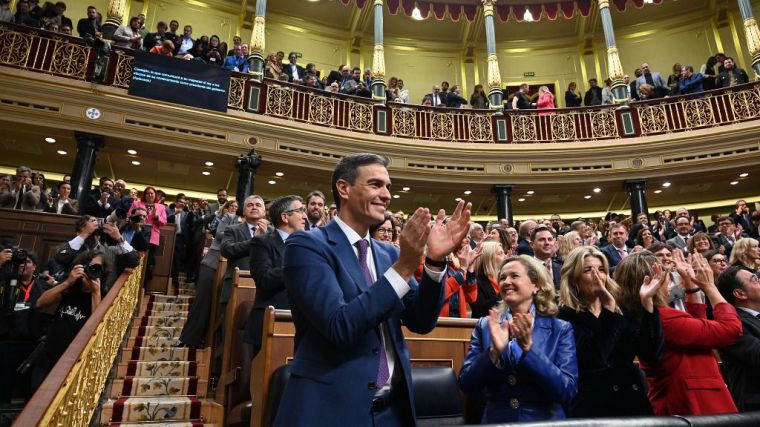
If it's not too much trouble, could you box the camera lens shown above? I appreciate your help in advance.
[85,263,103,280]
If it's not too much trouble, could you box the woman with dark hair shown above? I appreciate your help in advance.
[32,172,49,211]
[470,84,489,109]
[33,249,110,391]
[202,35,224,65]
[485,227,513,255]
[459,255,578,422]
[686,232,714,254]
[559,247,664,417]
[190,40,207,63]
[700,55,718,90]
[127,186,167,279]
[369,214,396,243]
[635,227,656,249]
[704,249,728,281]
[565,82,582,107]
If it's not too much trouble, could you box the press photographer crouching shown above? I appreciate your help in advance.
[54,214,139,295]
[31,250,109,392]
[0,245,52,405]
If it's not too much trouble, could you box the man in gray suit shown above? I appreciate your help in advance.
[219,195,267,305]
[666,216,692,255]
[636,63,667,98]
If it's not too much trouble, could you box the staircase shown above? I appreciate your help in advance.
[100,277,223,426]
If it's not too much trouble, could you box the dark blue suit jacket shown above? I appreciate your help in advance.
[600,244,631,272]
[275,220,445,426]
[459,315,578,423]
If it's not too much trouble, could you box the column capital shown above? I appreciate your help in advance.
[481,0,496,16]
[74,132,104,149]
[624,179,647,191]
[374,0,383,6]
[598,0,610,10]
[492,184,514,194]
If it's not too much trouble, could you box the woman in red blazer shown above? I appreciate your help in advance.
[617,251,741,415]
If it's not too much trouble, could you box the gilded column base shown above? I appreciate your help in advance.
[247,50,265,81]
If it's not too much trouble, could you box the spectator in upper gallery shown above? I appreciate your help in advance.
[421,95,433,106]
[629,68,642,100]
[565,82,582,107]
[166,19,179,44]
[283,51,305,84]
[584,78,603,106]
[678,65,704,95]
[536,85,555,112]
[731,199,753,232]
[638,83,656,100]
[623,74,632,99]
[60,22,71,34]
[240,43,248,57]
[135,13,148,38]
[335,65,351,89]
[470,84,488,109]
[150,39,174,56]
[386,76,401,102]
[13,0,40,27]
[174,24,194,57]
[353,80,371,98]
[44,181,78,215]
[53,2,72,29]
[440,80,451,105]
[717,57,750,88]
[202,34,224,66]
[112,16,143,49]
[303,73,322,90]
[0,166,40,210]
[226,35,241,56]
[398,79,410,104]
[76,5,100,38]
[446,85,468,108]
[328,81,339,93]
[188,40,206,63]
[636,63,668,98]
[512,83,535,110]
[50,174,70,198]
[37,1,66,28]
[601,78,614,105]
[714,52,727,74]
[31,172,49,211]
[143,20,168,52]
[0,0,13,23]
[700,55,719,90]
[340,67,361,94]
[223,45,248,73]
[667,62,682,95]
[426,84,446,107]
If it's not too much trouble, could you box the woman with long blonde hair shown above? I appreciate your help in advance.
[729,237,760,270]
[459,255,578,422]
[467,241,505,318]
[557,231,582,263]
[558,246,664,417]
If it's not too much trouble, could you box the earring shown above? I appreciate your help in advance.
[532,290,538,295]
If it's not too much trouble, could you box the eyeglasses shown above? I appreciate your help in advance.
[710,258,728,264]
[376,227,393,234]
[286,207,306,214]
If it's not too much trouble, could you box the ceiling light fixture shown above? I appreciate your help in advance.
[662,182,671,188]
[45,137,56,143]
[202,171,211,176]
[56,150,67,155]
[275,172,284,177]
[454,197,462,202]
[584,195,592,199]
[523,9,535,22]
[593,187,601,193]
[127,149,137,155]
[526,190,535,195]
[463,190,472,195]
[131,160,141,166]
[730,181,739,185]
[268,180,276,185]
[517,198,526,202]
[402,187,410,191]
[653,189,662,194]
[739,172,749,178]
[411,6,424,20]
[205,161,214,167]
[393,194,400,199]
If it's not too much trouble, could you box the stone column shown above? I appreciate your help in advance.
[102,0,128,40]
[71,132,104,211]
[371,0,387,101]
[493,184,514,226]
[598,0,628,103]
[737,0,760,76]
[625,180,649,221]
[234,149,262,216]
[247,0,267,81]
[482,0,503,109]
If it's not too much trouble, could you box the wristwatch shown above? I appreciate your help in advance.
[425,256,448,268]
[685,287,701,294]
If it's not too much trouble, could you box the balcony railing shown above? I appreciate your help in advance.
[2,21,759,144]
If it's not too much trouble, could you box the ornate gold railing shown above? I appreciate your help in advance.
[390,105,494,142]
[15,257,144,427]
[0,23,93,80]
[509,107,619,143]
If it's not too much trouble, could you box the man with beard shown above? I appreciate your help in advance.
[305,190,326,229]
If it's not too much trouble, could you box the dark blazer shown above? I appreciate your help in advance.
[445,92,468,108]
[143,32,167,51]
[167,208,190,235]
[712,234,737,259]
[243,230,290,354]
[565,90,582,107]
[283,63,306,82]
[717,68,750,88]
[469,273,500,319]
[44,197,79,215]
[600,244,631,272]
[730,211,752,232]
[459,314,578,423]
[584,87,603,106]
[720,308,760,412]
[516,238,534,256]
[76,18,100,38]
[275,220,445,426]
[219,222,255,303]
[84,192,116,218]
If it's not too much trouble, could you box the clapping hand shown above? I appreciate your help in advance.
[689,252,714,290]
[426,200,472,260]
[487,308,510,358]
[510,312,534,352]
[640,262,669,312]
[672,249,696,283]
[465,243,483,273]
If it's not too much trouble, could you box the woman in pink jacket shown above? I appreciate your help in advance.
[537,86,555,116]
[128,186,167,279]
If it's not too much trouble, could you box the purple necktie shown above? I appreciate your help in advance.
[355,239,390,388]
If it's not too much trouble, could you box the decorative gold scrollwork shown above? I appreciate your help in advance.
[591,110,618,138]
[0,27,31,66]
[468,115,493,141]
[51,43,89,79]
[113,50,134,88]
[511,115,537,141]
[228,77,245,110]
[266,87,293,117]
[550,114,576,140]
[682,99,714,128]
[730,89,760,120]
[309,95,333,124]
[349,102,373,131]
[392,109,416,136]
[431,113,454,140]
[638,105,669,134]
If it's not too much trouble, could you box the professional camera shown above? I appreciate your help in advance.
[0,248,29,315]
[235,149,262,171]
[96,208,128,234]
[85,263,103,280]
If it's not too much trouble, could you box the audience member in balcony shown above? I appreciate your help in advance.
[202,34,224,66]
[385,76,400,102]
[49,174,69,198]
[54,2,71,28]
[718,57,750,87]
[717,264,760,412]
[636,63,667,98]
[470,84,488,109]
[512,83,535,110]
[303,73,321,90]
[638,83,655,100]
[240,43,248,57]
[329,81,339,93]
[265,52,283,79]
[226,35,241,56]
[84,176,114,218]
[31,172,49,211]
[135,13,147,38]
[44,182,78,215]
[564,82,582,107]
[701,55,719,90]
[127,186,167,279]
[143,20,168,52]
[420,95,433,106]
[397,79,409,104]
[76,5,100,38]
[583,78,603,106]
[559,248,663,417]
[112,16,142,49]
[424,84,445,107]
[729,238,760,271]
[536,85,555,112]
[440,80,451,103]
[637,251,741,415]
[188,39,206,62]
[60,22,70,34]
[13,0,40,27]
[601,78,614,104]
[459,255,578,423]
[0,0,12,23]
[0,166,40,210]
[283,51,305,84]
[446,85,468,108]
[468,241,505,319]
[677,65,704,95]
[32,249,109,392]
[338,66,358,93]
[222,45,248,73]
[667,62,682,95]
[629,68,642,100]
[166,19,179,44]
[44,20,58,31]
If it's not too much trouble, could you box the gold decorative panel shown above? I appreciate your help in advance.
[683,99,714,128]
[468,115,493,142]
[431,113,454,140]
[591,110,618,139]
[348,102,373,132]
[308,95,334,125]
[393,109,416,137]
[228,76,245,110]
[638,105,669,135]
[266,87,294,117]
[511,115,537,142]
[550,114,576,140]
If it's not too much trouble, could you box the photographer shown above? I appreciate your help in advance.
[54,215,139,295]
[0,246,51,404]
[0,166,41,211]
[31,250,108,392]
[120,207,151,253]
[84,177,116,218]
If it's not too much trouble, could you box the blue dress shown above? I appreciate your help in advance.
[458,309,578,423]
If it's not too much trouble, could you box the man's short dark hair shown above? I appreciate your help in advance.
[217,188,227,194]
[269,195,303,228]
[75,215,95,233]
[87,5,96,11]
[589,78,598,83]
[717,265,749,306]
[157,21,167,29]
[648,241,671,254]
[288,51,297,59]
[57,181,70,190]
[99,176,112,185]
[170,19,179,26]
[306,190,325,204]
[352,67,361,73]
[55,1,66,9]
[331,153,389,210]
[718,216,734,225]
[531,226,556,241]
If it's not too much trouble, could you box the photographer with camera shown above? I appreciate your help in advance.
[31,250,108,392]
[120,207,151,253]
[0,245,52,404]
[54,215,139,295]
[0,166,41,211]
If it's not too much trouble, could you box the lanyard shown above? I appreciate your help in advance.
[19,279,34,303]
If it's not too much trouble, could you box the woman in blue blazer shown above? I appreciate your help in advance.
[459,255,578,423]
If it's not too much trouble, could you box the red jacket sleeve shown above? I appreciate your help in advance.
[663,302,742,349]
